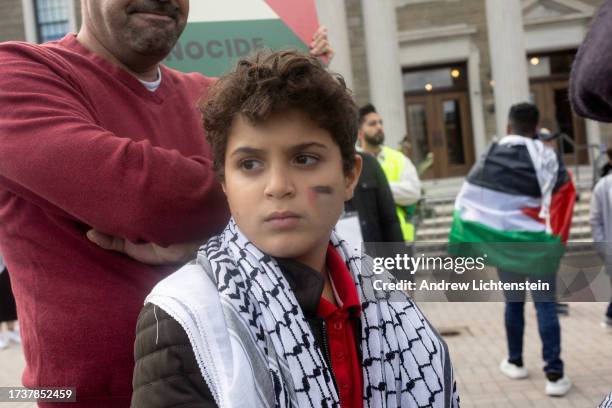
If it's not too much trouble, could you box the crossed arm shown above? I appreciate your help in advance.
[0,45,228,263]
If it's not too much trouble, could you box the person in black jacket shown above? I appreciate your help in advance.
[570,0,612,123]
[570,0,612,333]
[344,151,403,243]
[132,258,358,407]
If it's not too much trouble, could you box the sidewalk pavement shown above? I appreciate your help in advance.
[1,302,610,407]
[419,302,612,408]
[0,342,33,408]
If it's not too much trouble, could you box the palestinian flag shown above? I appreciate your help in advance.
[448,135,576,276]
[164,0,319,77]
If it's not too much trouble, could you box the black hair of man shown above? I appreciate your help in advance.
[508,102,540,138]
[359,103,377,125]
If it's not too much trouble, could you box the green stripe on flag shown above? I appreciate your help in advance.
[164,19,307,76]
[448,211,564,276]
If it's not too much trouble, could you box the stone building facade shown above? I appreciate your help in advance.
[320,0,610,179]
[2,0,610,180]
[0,0,27,42]
[0,0,79,45]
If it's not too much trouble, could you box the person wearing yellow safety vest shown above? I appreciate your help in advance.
[357,104,421,243]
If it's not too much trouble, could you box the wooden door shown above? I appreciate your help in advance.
[530,80,588,164]
[404,95,434,177]
[405,92,475,178]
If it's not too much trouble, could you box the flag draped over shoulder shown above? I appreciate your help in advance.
[449,135,576,275]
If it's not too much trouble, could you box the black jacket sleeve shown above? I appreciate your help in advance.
[371,155,404,242]
[570,0,612,121]
[131,303,217,408]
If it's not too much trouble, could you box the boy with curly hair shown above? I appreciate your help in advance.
[131,50,459,408]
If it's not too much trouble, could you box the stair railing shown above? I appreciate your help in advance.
[556,132,602,189]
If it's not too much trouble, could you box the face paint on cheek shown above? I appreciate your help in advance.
[311,186,334,194]
[308,185,334,206]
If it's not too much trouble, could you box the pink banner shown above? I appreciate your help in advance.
[264,0,320,46]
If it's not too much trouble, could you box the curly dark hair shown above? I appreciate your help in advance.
[200,50,358,180]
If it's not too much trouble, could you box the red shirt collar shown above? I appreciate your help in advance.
[318,243,361,318]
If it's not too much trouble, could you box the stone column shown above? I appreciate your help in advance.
[21,0,37,42]
[68,0,78,33]
[315,0,354,90]
[586,119,603,169]
[361,0,406,149]
[486,0,530,137]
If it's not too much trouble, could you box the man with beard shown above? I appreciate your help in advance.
[0,1,332,407]
[358,103,421,243]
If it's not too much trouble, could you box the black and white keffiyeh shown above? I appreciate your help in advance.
[600,393,612,408]
[147,219,459,407]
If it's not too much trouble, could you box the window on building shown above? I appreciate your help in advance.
[34,0,71,43]
[527,50,575,79]
[402,64,467,94]
[402,62,475,178]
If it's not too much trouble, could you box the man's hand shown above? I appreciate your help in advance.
[86,230,201,266]
[310,26,334,65]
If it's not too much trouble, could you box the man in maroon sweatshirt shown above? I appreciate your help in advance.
[0,1,332,407]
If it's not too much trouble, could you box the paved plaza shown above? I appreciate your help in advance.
[0,302,610,407]
[420,302,612,407]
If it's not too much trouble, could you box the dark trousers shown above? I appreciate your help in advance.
[497,268,563,375]
[0,268,17,322]
[608,273,612,319]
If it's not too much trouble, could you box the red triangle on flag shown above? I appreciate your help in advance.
[264,0,320,46]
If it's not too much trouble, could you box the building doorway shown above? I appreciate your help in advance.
[403,64,475,179]
[528,50,588,165]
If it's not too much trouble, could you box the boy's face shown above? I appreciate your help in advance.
[223,111,362,261]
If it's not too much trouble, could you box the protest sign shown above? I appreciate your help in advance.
[165,0,319,76]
